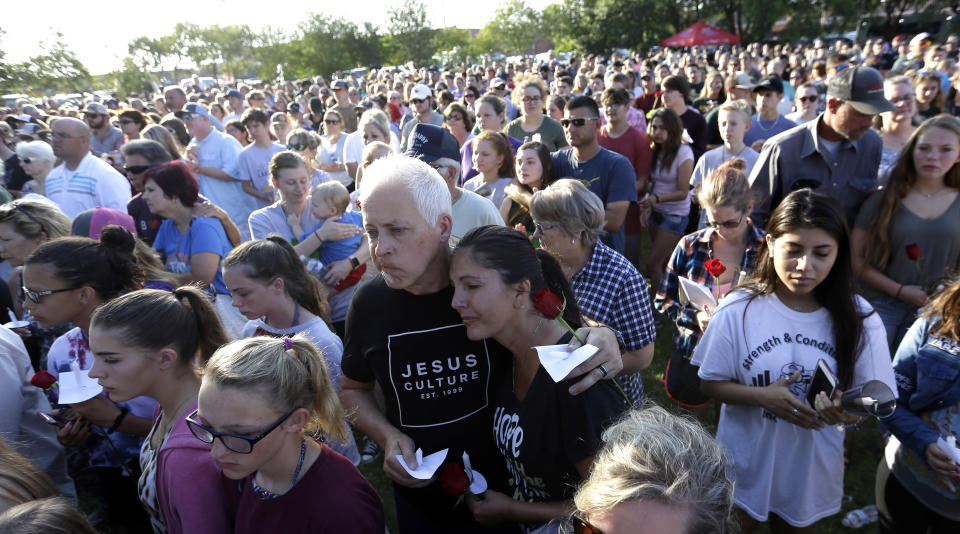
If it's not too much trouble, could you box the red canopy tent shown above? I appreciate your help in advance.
[661,21,740,47]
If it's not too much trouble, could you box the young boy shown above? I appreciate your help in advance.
[690,99,760,228]
[237,109,285,209]
[293,181,365,291]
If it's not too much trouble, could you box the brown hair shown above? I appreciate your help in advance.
[923,275,960,339]
[473,130,516,178]
[697,158,751,212]
[0,438,59,506]
[0,497,97,534]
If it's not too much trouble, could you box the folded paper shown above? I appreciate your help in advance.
[396,448,448,480]
[535,344,600,382]
[57,360,103,405]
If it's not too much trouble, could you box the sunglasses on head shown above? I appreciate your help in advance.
[124,164,154,174]
[560,117,598,128]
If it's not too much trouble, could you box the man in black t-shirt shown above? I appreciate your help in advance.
[340,154,624,533]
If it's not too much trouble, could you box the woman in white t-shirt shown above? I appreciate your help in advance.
[693,189,896,532]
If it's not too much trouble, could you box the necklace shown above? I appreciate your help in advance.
[914,185,948,198]
[754,115,781,132]
[251,437,306,500]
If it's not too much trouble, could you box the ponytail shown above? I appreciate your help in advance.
[203,336,348,441]
[91,287,229,368]
[26,225,144,300]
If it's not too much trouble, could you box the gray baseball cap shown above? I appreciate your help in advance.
[826,66,896,115]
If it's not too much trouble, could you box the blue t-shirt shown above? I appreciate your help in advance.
[300,210,364,265]
[551,147,637,253]
[153,217,232,294]
[743,114,797,147]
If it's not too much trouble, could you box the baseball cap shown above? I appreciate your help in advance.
[226,90,243,99]
[174,103,212,120]
[411,84,432,101]
[71,208,136,240]
[753,76,784,94]
[827,66,896,115]
[83,103,109,116]
[332,80,349,91]
[640,70,655,79]
[909,32,933,48]
[404,123,459,163]
[734,72,756,90]
[491,78,506,89]
[287,102,301,113]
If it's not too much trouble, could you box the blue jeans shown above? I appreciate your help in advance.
[868,295,918,353]
[650,210,689,235]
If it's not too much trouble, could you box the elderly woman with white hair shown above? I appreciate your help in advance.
[15,141,57,197]
[530,179,656,406]
[571,405,738,534]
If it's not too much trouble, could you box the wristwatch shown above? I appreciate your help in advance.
[349,256,360,269]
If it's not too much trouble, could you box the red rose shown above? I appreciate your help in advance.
[705,258,726,277]
[30,370,57,389]
[906,243,922,261]
[440,462,470,496]
[532,287,563,320]
[355,199,362,209]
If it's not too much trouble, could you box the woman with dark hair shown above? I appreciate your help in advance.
[140,161,243,337]
[853,115,960,350]
[118,110,148,142]
[915,71,946,121]
[464,131,516,208]
[461,85,481,118]
[222,237,359,464]
[443,102,474,148]
[877,276,960,532]
[224,120,249,148]
[547,95,566,121]
[450,225,629,532]
[160,118,191,151]
[659,75,707,160]
[693,189,895,533]
[22,226,155,530]
[88,287,232,534]
[461,93,523,183]
[692,70,727,115]
[500,141,556,232]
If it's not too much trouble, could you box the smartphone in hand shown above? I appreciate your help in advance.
[38,411,72,427]
[806,358,837,408]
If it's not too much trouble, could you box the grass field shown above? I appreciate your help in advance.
[358,319,884,534]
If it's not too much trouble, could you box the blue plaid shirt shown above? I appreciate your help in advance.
[572,241,657,405]
[654,221,766,361]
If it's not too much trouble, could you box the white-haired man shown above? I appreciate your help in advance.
[340,153,624,533]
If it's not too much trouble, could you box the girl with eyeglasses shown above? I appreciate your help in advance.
[87,286,232,534]
[655,159,765,423]
[22,226,156,530]
[875,76,918,184]
[318,110,350,188]
[189,336,384,533]
[505,76,568,151]
[693,189,894,534]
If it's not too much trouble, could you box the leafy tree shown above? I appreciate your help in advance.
[103,57,157,96]
[384,1,436,66]
[478,0,542,54]
[8,33,93,94]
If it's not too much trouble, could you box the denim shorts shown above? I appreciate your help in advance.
[650,210,689,234]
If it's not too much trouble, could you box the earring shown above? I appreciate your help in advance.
[571,238,576,244]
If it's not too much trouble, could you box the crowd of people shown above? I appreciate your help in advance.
[2,29,960,534]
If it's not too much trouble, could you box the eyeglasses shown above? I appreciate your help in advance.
[21,283,81,304]
[560,117,599,128]
[522,96,542,103]
[324,119,340,125]
[250,95,265,100]
[445,114,463,122]
[124,164,154,175]
[287,143,308,151]
[185,407,297,454]
[798,95,818,103]
[84,114,102,120]
[464,94,476,100]
[572,513,603,534]
[533,221,559,234]
[411,98,425,105]
[706,214,743,229]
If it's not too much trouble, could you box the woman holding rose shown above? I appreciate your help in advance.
[852,115,960,350]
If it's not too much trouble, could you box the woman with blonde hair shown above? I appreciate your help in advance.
[0,434,62,513]
[915,71,946,120]
[505,75,568,150]
[853,114,960,350]
[876,76,918,183]
[141,124,182,161]
[188,336,384,532]
[0,497,97,534]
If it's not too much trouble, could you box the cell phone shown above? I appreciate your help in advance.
[806,358,837,408]
[38,412,72,427]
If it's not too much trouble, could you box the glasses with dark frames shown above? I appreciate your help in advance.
[20,283,81,304]
[186,407,297,454]
[705,214,743,229]
[572,513,603,534]
[560,117,599,128]
[123,165,154,175]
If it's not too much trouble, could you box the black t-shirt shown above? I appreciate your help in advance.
[492,334,628,533]
[3,154,30,191]
[127,194,163,245]
[342,275,514,530]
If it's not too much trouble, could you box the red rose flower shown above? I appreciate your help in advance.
[30,370,57,389]
[532,287,563,320]
[355,199,362,210]
[905,243,922,261]
[440,462,470,496]
[705,258,726,277]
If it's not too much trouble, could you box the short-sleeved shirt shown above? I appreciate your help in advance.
[300,210,363,265]
[505,116,568,151]
[551,147,638,253]
[748,114,883,227]
[743,114,798,148]
[128,194,163,245]
[854,191,960,300]
[46,153,132,218]
[571,242,656,405]
[400,110,445,149]
[450,189,504,247]
[598,125,653,181]
[460,134,523,184]
[693,291,894,527]
[153,217,232,294]
[650,144,694,217]
[90,127,124,157]
[236,143,285,209]
[248,199,321,242]
[462,176,513,210]
[188,129,255,238]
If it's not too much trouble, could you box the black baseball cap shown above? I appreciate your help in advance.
[404,123,460,163]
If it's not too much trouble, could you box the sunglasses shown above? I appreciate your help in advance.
[21,283,80,304]
[124,164,154,174]
[798,95,818,103]
[572,513,603,534]
[287,143,308,151]
[445,114,463,121]
[706,214,743,229]
[186,407,296,454]
[560,117,598,128]
[324,119,340,125]
[522,96,542,103]
[411,98,425,105]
